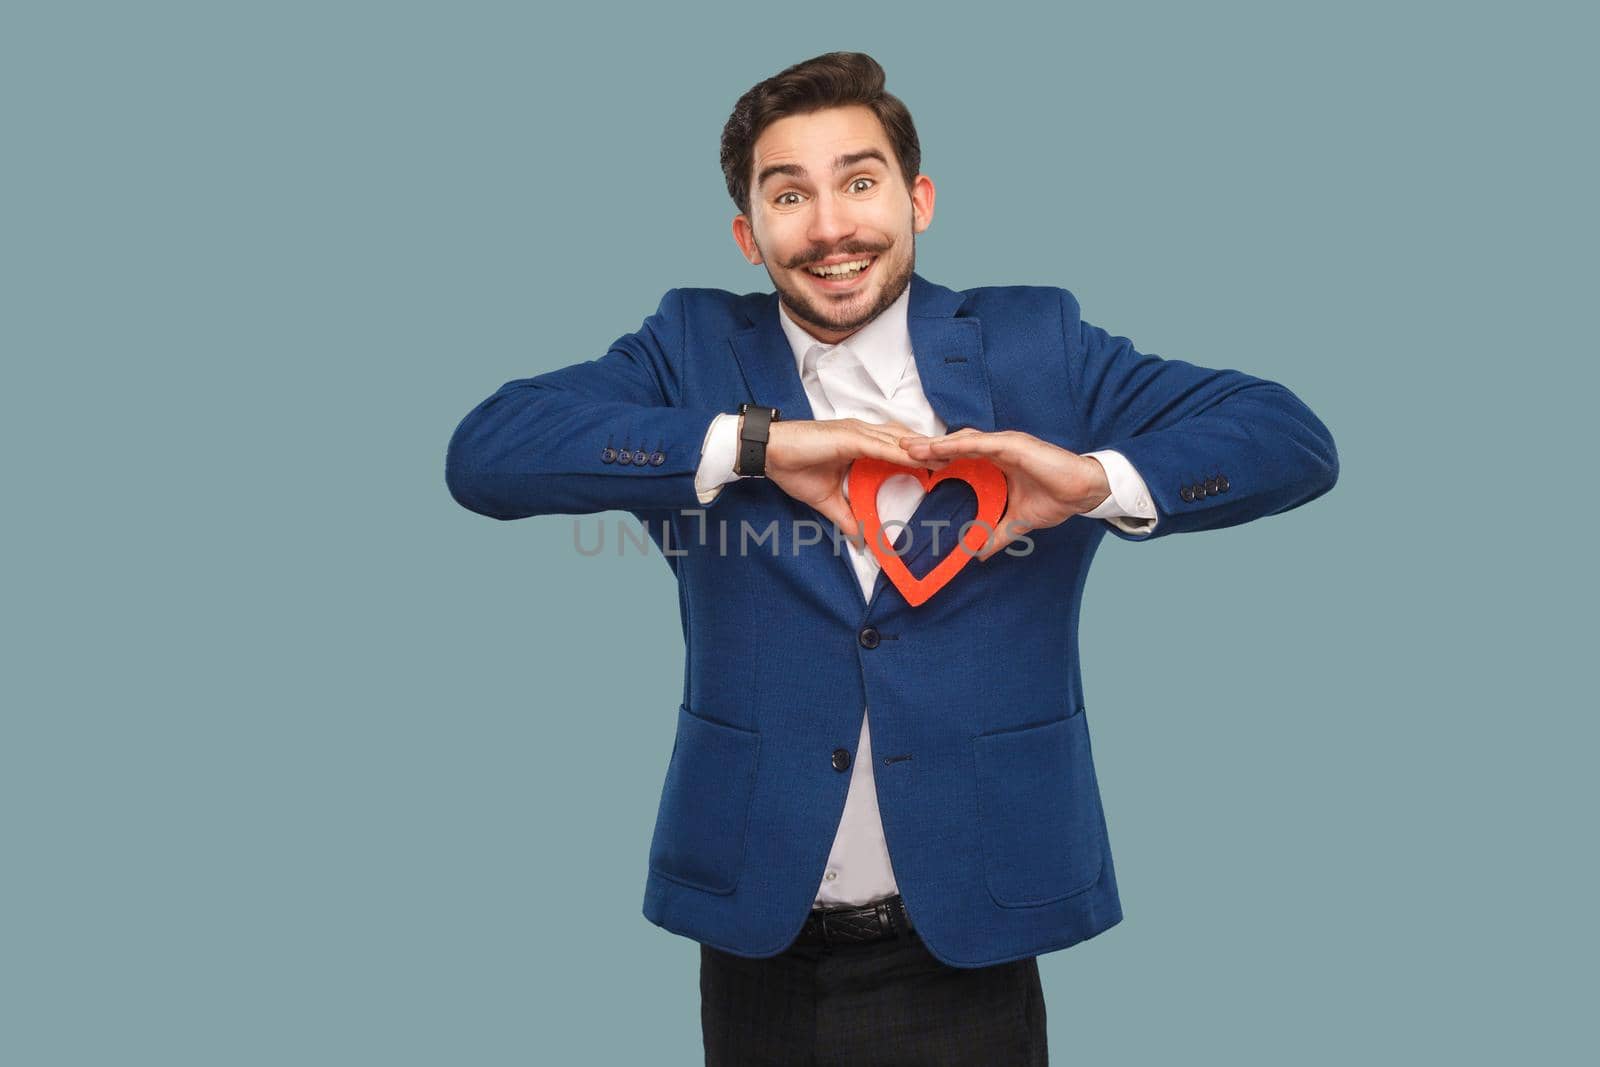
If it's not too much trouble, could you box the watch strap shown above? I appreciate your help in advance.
[735,403,780,477]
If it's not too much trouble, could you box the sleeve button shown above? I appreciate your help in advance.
[601,447,617,464]
[650,451,666,466]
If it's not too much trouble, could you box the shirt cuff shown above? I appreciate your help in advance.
[695,412,743,505]
[1082,449,1158,535]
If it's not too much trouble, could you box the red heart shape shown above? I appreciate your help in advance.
[847,456,1008,608]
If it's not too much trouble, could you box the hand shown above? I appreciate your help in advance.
[898,429,1113,560]
[765,418,924,541]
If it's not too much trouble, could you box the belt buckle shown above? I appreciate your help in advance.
[828,897,895,946]
[802,894,909,948]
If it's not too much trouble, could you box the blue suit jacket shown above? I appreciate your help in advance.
[445,272,1339,968]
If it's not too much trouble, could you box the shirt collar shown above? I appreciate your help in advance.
[777,282,913,400]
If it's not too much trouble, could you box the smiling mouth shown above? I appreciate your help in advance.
[803,255,877,290]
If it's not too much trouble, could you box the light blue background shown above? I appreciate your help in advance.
[5,1,1593,1063]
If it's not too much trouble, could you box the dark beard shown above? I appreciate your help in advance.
[770,241,915,340]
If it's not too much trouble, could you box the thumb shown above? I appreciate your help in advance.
[813,492,863,545]
[977,513,1025,561]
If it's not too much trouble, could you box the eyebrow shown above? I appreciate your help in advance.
[756,148,891,193]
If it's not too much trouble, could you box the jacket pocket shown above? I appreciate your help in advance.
[647,704,760,895]
[972,707,1103,907]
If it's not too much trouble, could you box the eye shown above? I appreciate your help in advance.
[850,178,875,193]
[775,192,802,206]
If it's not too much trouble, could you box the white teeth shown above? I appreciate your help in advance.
[807,258,873,278]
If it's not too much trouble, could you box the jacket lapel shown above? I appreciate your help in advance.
[727,272,997,613]
[727,291,818,424]
[865,274,996,610]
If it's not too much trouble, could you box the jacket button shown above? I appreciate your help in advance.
[832,748,852,772]
[633,449,648,465]
[858,626,880,649]
[650,450,666,466]
[1217,474,1229,492]
[601,447,617,464]
[1180,485,1195,502]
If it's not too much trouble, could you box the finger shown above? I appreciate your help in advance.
[860,427,920,452]
[925,433,1009,456]
[977,513,1030,561]
[935,444,1017,469]
[899,434,974,459]
[813,492,862,544]
[974,510,1005,561]
[855,435,927,468]
[905,430,1006,456]
[897,439,955,470]
[910,447,1005,466]
[954,511,1000,561]
[869,425,932,455]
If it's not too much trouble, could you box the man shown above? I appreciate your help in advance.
[446,51,1338,1066]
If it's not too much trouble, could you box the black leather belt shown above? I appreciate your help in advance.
[797,894,914,946]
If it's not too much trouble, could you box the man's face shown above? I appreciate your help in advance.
[733,105,935,345]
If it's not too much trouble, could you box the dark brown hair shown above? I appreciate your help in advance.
[720,51,922,219]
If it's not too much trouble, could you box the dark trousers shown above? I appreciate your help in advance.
[699,927,1048,1066]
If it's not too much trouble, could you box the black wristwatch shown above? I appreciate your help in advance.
[735,403,781,478]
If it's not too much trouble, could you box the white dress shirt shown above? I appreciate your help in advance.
[691,284,1157,907]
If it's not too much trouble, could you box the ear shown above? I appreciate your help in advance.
[910,175,936,234]
[731,215,763,265]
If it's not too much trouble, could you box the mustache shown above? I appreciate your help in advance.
[790,244,888,269]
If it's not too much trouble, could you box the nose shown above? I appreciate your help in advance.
[806,189,857,248]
